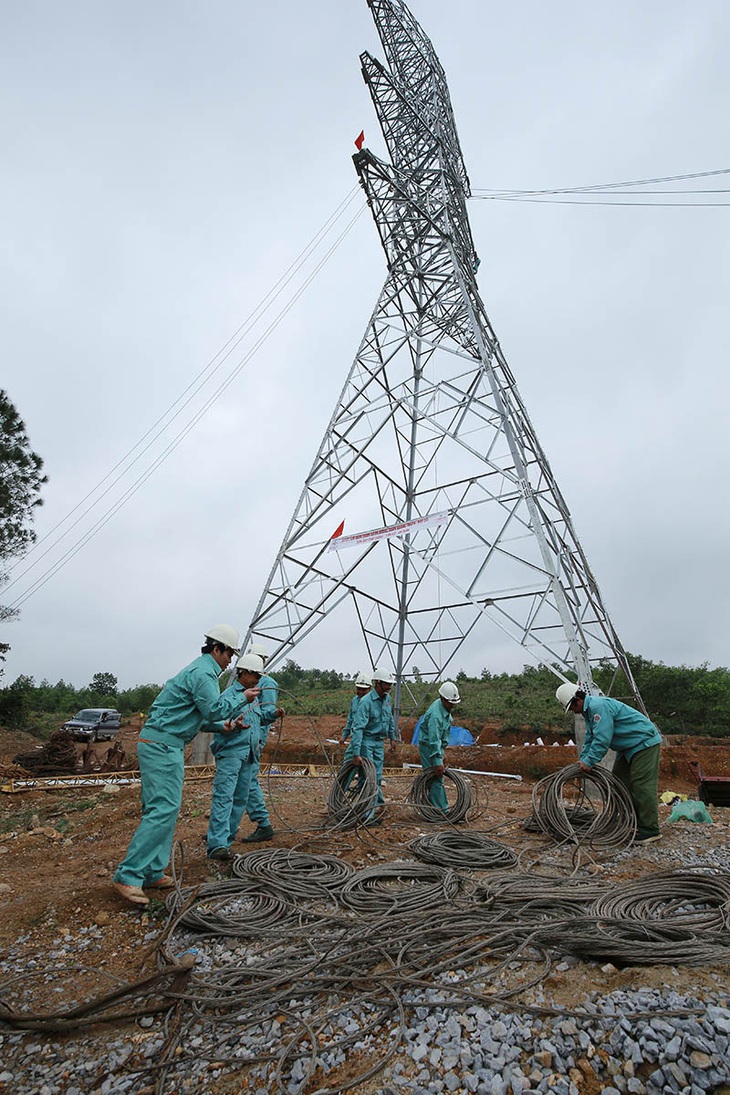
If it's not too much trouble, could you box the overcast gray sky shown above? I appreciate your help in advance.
[2,0,728,690]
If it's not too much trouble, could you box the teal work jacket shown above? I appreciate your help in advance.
[348,688,395,754]
[580,696,662,768]
[418,697,453,767]
[342,694,364,738]
[139,653,251,750]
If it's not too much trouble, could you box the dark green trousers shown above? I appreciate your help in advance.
[612,743,660,838]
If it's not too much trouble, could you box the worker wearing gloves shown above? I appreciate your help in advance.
[555,682,663,844]
[240,643,284,844]
[114,625,259,905]
[418,681,460,811]
[206,653,266,859]
[344,667,397,823]
[340,670,373,743]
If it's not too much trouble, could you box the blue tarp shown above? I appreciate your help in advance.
[411,717,474,747]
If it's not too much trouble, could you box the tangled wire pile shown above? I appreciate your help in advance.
[326,757,378,829]
[4,846,730,1094]
[530,763,637,847]
[406,767,475,823]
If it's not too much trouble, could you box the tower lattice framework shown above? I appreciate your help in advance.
[245,0,643,720]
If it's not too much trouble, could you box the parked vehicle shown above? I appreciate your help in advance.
[62,708,122,742]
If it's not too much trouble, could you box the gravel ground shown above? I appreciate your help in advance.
[2,822,730,1095]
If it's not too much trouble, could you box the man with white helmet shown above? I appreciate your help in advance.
[344,667,397,824]
[206,652,267,858]
[113,625,260,904]
[239,642,283,843]
[340,670,373,744]
[417,682,461,812]
[555,682,662,844]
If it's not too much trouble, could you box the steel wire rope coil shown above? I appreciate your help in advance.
[409,831,518,871]
[590,870,730,931]
[327,757,378,829]
[531,763,636,846]
[522,805,596,833]
[338,861,461,915]
[165,878,300,936]
[533,914,730,967]
[406,767,474,823]
[231,847,354,896]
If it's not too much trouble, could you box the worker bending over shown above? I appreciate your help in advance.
[418,681,461,812]
[555,683,662,845]
[239,643,283,843]
[114,625,259,905]
[344,667,397,824]
[206,653,265,859]
[340,670,373,743]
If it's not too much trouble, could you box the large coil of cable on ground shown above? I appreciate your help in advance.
[530,763,636,847]
[590,870,730,932]
[339,861,461,914]
[326,757,378,829]
[232,848,354,898]
[409,830,517,871]
[406,767,474,824]
[165,878,296,936]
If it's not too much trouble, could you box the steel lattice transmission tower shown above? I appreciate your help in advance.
[245,0,642,718]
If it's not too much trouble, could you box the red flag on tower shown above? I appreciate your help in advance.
[330,520,345,540]
[354,131,365,150]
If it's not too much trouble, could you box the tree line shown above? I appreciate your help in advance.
[0,654,728,738]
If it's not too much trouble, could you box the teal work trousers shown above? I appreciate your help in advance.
[613,743,660,838]
[245,748,271,827]
[207,742,255,852]
[419,749,448,811]
[114,740,184,887]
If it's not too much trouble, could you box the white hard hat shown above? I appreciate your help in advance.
[438,681,460,703]
[235,653,264,674]
[205,624,240,653]
[373,667,395,684]
[556,682,579,711]
[247,642,269,660]
[355,670,372,688]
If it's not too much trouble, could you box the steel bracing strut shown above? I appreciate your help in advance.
[244,0,643,720]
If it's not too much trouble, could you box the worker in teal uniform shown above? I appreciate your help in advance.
[555,682,663,844]
[344,667,397,823]
[206,653,265,859]
[240,643,284,843]
[418,681,461,812]
[113,625,259,905]
[340,670,373,743]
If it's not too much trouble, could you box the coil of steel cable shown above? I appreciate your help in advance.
[590,869,730,931]
[409,830,517,871]
[232,848,354,897]
[166,878,297,935]
[326,756,378,829]
[406,767,474,823]
[338,861,461,914]
[531,763,636,846]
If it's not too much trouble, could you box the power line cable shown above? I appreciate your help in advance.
[6,200,367,609]
[4,186,363,588]
[471,166,730,205]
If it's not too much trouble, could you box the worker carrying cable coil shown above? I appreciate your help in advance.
[342,667,398,825]
[416,681,461,813]
[555,682,662,846]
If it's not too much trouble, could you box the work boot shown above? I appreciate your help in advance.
[242,825,274,843]
[147,875,175,889]
[113,881,149,906]
[207,846,233,861]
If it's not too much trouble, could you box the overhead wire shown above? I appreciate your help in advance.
[470,166,730,205]
[6,191,367,610]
